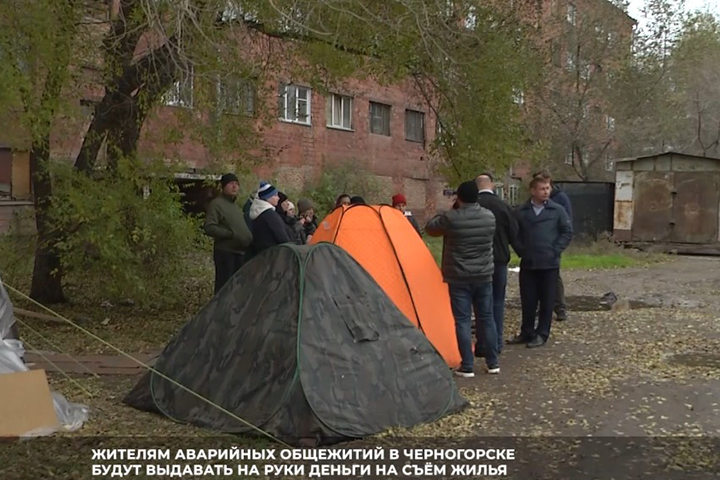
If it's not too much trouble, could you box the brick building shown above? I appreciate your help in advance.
[0,0,636,233]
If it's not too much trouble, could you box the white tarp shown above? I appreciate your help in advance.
[0,276,90,436]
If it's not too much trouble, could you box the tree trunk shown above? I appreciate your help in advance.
[29,134,66,304]
[27,2,77,304]
[75,41,178,173]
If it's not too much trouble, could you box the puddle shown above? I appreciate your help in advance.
[505,295,654,312]
[667,353,720,370]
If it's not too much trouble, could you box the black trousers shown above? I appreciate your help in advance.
[213,249,246,294]
[554,272,566,317]
[519,268,559,342]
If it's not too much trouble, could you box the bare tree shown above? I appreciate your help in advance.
[524,0,635,180]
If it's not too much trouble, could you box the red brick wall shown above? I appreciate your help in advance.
[138,73,441,215]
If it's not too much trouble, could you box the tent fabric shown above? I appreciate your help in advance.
[123,243,467,446]
[309,204,461,369]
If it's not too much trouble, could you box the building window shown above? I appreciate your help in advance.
[580,62,591,80]
[607,32,616,46]
[606,115,616,132]
[220,3,257,22]
[217,77,255,116]
[565,150,574,165]
[370,102,391,136]
[405,109,425,143]
[512,88,525,106]
[566,2,577,26]
[605,154,614,171]
[443,0,454,18]
[279,6,306,32]
[327,94,353,130]
[566,50,575,71]
[0,148,11,197]
[164,66,194,108]
[278,84,311,125]
[465,6,477,29]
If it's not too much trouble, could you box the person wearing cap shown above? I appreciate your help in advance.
[391,194,422,237]
[424,181,498,377]
[204,173,254,294]
[249,181,292,254]
[297,198,317,241]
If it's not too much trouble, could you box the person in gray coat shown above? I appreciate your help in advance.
[507,176,573,348]
[425,181,498,377]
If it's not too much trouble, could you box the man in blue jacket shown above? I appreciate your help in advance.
[534,169,572,321]
[507,176,573,348]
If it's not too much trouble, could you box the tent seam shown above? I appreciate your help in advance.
[375,205,425,334]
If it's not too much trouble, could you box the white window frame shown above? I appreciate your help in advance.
[164,66,194,108]
[605,154,614,171]
[567,2,577,26]
[580,62,591,80]
[221,2,257,22]
[512,88,525,105]
[606,115,616,132]
[565,150,574,165]
[279,84,311,125]
[327,93,353,130]
[465,6,477,30]
[566,51,575,71]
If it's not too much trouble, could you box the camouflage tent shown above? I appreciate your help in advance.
[123,243,467,446]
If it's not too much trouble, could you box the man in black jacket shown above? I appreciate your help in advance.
[534,169,573,321]
[475,173,520,355]
[425,181,498,377]
[508,177,573,348]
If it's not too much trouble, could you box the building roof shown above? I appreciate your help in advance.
[614,150,720,163]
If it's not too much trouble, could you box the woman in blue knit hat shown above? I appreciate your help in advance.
[248,181,292,254]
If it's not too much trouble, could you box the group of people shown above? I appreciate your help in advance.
[334,192,422,236]
[425,170,573,377]
[204,175,423,294]
[203,169,574,379]
[203,174,318,294]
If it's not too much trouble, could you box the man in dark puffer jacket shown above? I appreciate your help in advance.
[425,181,498,378]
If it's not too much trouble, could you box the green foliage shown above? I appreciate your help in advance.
[46,160,212,308]
[0,213,36,291]
[298,160,384,218]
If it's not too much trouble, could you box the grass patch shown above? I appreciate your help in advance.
[423,235,664,270]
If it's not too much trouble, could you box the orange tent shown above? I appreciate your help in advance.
[309,204,461,368]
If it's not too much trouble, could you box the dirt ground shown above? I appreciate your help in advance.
[2,255,720,479]
[460,254,720,438]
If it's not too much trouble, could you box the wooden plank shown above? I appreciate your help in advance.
[14,308,66,324]
[23,352,159,376]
